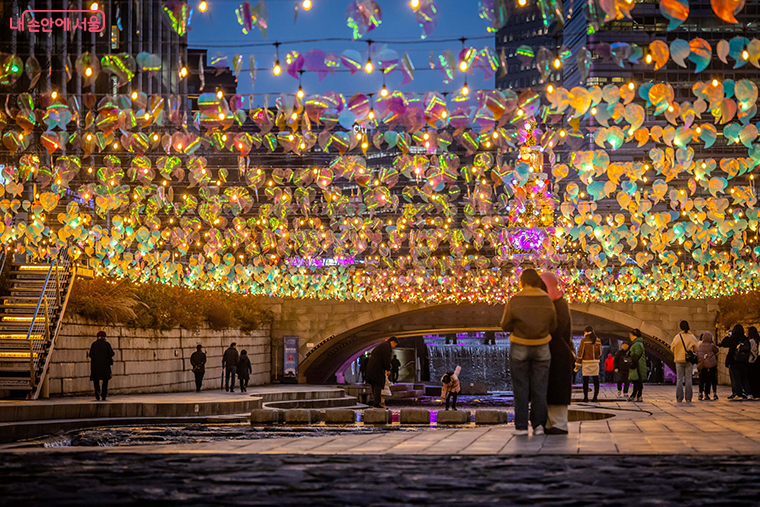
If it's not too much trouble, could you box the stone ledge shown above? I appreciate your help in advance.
[436,410,471,425]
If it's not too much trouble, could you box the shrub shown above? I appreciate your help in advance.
[67,278,271,332]
[717,291,760,327]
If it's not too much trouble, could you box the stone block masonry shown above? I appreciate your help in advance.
[47,317,271,396]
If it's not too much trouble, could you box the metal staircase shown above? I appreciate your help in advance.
[0,249,78,399]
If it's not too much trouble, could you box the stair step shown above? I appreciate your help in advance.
[0,377,33,389]
[0,334,45,340]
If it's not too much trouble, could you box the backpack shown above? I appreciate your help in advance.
[734,340,752,363]
[621,353,635,369]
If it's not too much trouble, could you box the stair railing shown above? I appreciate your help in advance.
[25,247,76,400]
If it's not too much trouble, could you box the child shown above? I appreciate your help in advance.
[441,365,461,411]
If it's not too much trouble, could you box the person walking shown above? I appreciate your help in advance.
[575,326,602,403]
[614,343,631,398]
[501,268,557,436]
[366,336,399,408]
[697,331,719,400]
[89,331,115,401]
[540,272,574,435]
[671,320,699,403]
[628,329,647,402]
[237,349,252,393]
[190,344,206,393]
[440,366,461,411]
[721,325,748,400]
[747,327,760,399]
[222,342,239,392]
[604,354,615,384]
[390,355,401,383]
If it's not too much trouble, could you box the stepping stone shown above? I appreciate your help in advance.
[324,409,356,425]
[284,409,314,424]
[475,409,508,425]
[437,410,471,425]
[362,408,392,425]
[250,409,283,425]
[400,408,431,425]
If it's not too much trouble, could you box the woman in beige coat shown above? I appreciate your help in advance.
[575,325,602,402]
[441,365,461,411]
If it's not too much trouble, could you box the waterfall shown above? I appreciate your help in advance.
[426,334,512,392]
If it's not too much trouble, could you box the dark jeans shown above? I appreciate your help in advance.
[445,391,458,410]
[193,370,204,392]
[225,366,237,391]
[391,370,399,383]
[631,380,643,399]
[582,376,599,400]
[510,343,551,431]
[93,379,109,400]
[370,381,383,408]
[616,370,630,394]
[699,367,717,396]
[239,377,249,391]
[730,363,751,396]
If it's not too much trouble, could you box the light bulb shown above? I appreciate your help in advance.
[222,134,227,141]
[442,110,448,118]
[218,112,225,119]
[152,134,159,141]
[462,83,469,95]
[90,2,98,10]
[712,79,719,86]
[199,0,207,12]
[86,134,92,141]
[668,105,674,112]
[559,129,566,137]
[518,0,526,6]
[590,107,597,115]
[302,0,312,10]
[645,53,652,64]
[180,67,188,78]
[365,58,373,74]
[297,85,304,98]
[552,58,561,69]
[273,60,282,76]
[492,131,498,139]
[459,61,468,71]
[85,67,92,77]
[291,112,297,120]
[743,49,749,60]
[18,133,23,140]
[423,131,429,140]
[368,109,375,119]
[131,91,138,100]
[517,108,524,116]
[216,89,223,99]
[411,0,419,7]
[113,142,118,149]
[547,84,554,93]
[381,84,388,97]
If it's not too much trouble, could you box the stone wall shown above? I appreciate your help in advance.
[47,317,271,396]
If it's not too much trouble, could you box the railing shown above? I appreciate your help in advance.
[26,247,76,400]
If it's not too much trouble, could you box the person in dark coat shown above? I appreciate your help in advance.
[89,330,115,401]
[222,342,239,392]
[390,355,401,383]
[540,272,574,435]
[190,344,206,393]
[237,349,252,393]
[365,336,398,408]
[358,353,368,383]
[720,325,743,399]
[614,343,631,398]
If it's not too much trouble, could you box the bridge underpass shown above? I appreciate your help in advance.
[263,298,720,383]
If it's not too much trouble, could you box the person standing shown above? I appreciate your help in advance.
[190,344,206,393]
[501,268,557,436]
[576,326,602,403]
[237,349,252,393]
[671,320,698,403]
[604,354,615,384]
[614,343,631,398]
[89,330,115,402]
[747,327,760,399]
[721,325,746,400]
[440,366,461,411]
[222,342,239,392]
[390,355,401,383]
[697,331,719,400]
[358,353,368,383]
[540,272,574,436]
[628,329,646,402]
[730,326,753,400]
[366,336,399,408]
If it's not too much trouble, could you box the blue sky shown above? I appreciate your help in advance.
[188,0,494,101]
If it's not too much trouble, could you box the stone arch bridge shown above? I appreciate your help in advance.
[263,298,719,383]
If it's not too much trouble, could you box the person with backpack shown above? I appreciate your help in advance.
[575,326,602,403]
[614,342,632,398]
[747,327,760,398]
[440,366,461,411]
[722,325,752,400]
[670,320,699,403]
[628,329,647,402]
[697,331,719,400]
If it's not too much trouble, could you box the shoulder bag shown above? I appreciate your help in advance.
[680,334,698,364]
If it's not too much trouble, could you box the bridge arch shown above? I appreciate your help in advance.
[298,302,678,383]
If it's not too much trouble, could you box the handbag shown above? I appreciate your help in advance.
[680,334,698,365]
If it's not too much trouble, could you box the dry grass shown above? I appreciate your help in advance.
[717,291,760,327]
[68,278,139,324]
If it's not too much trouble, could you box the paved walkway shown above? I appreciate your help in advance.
[4,384,760,455]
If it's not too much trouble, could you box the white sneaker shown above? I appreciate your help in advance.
[533,426,545,436]
[513,429,529,436]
